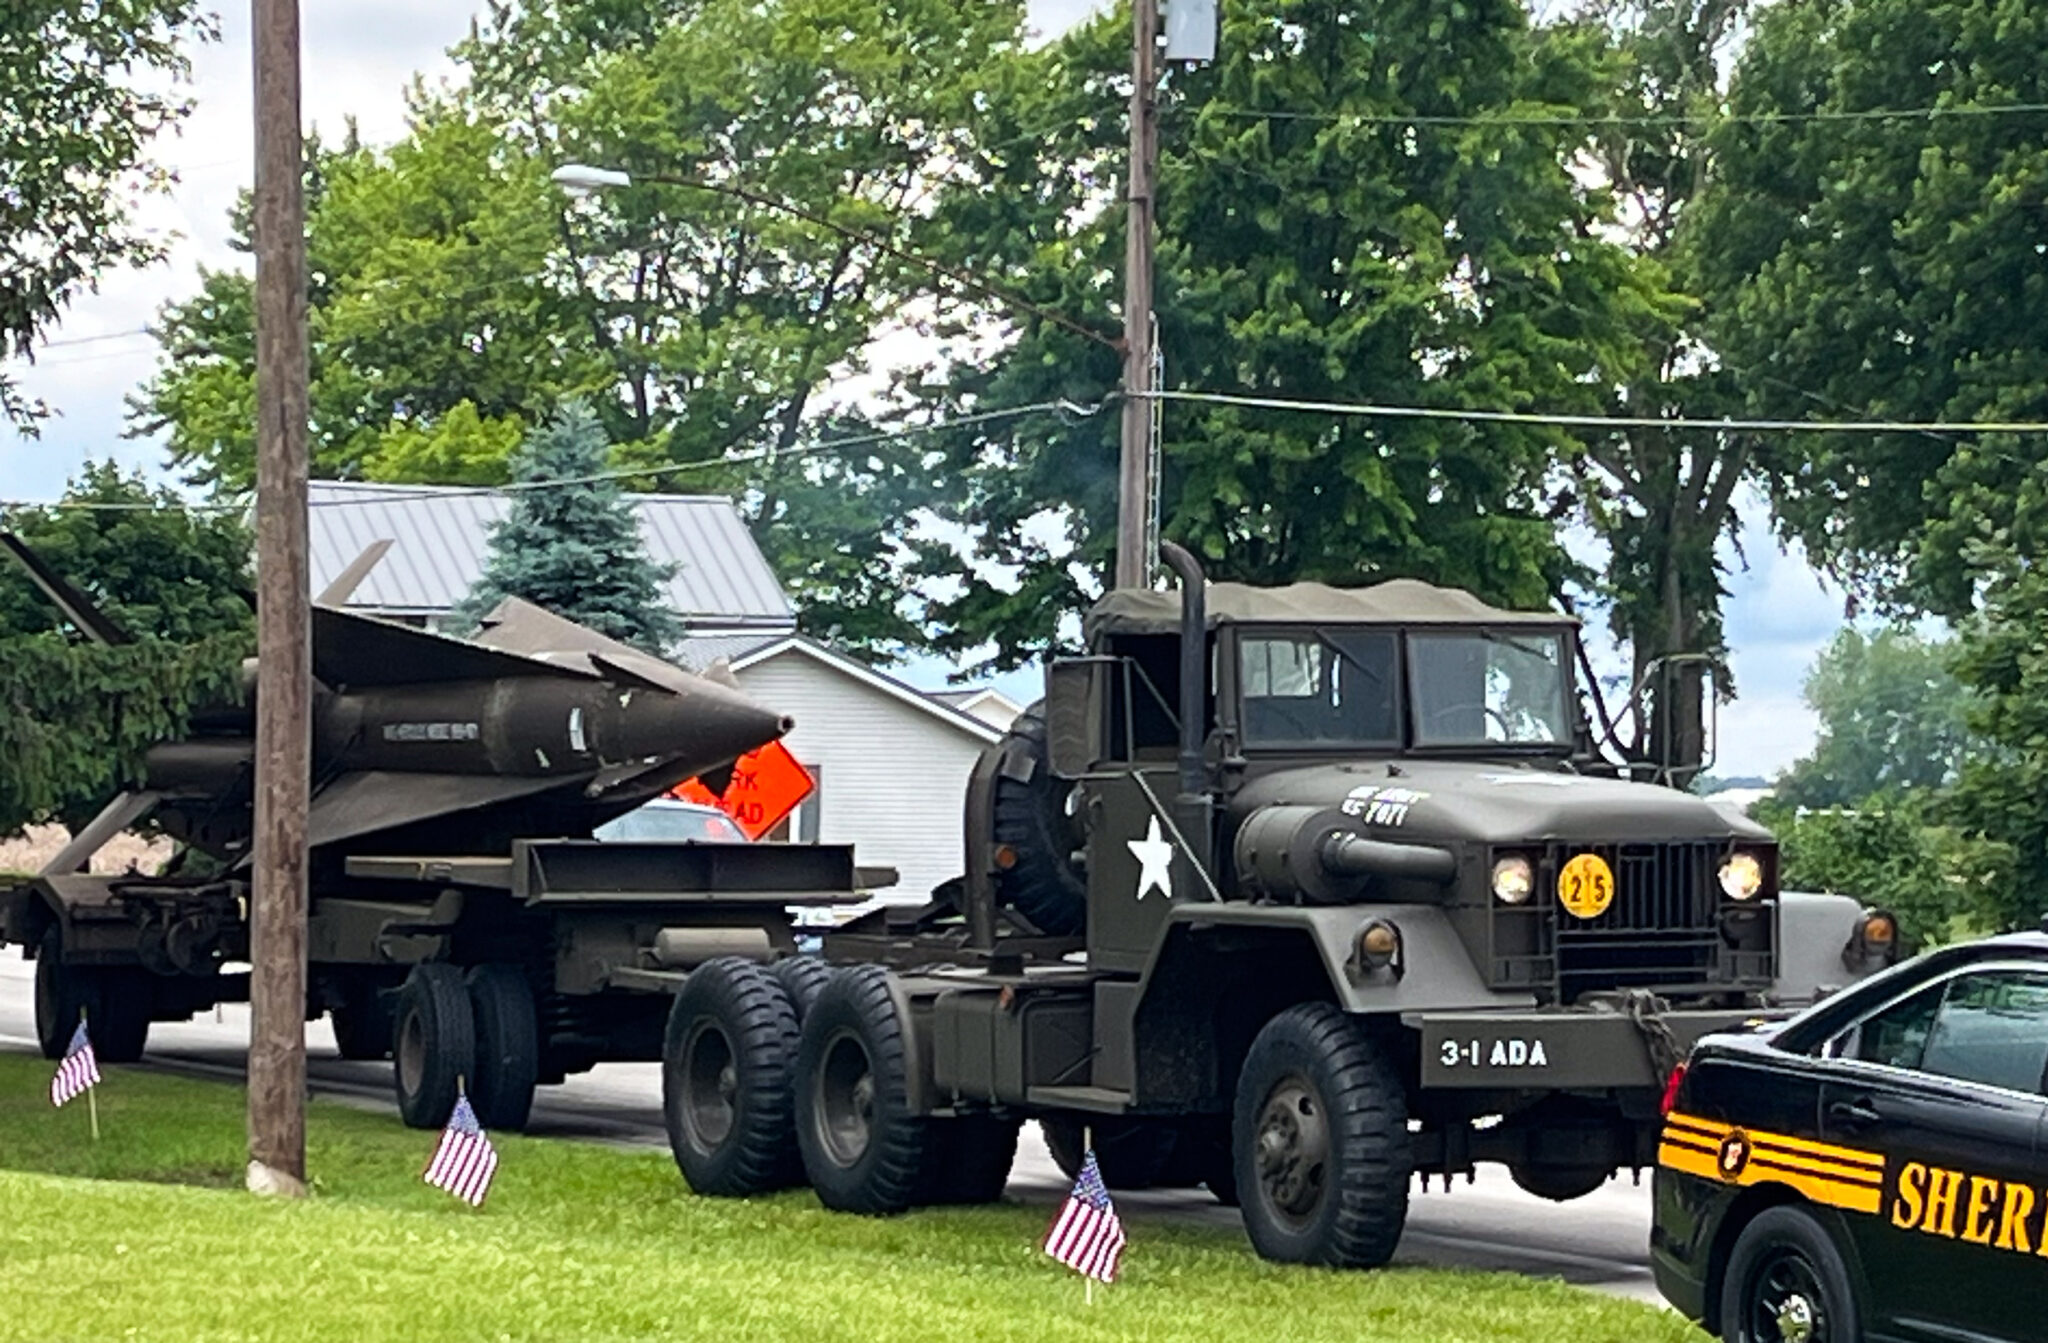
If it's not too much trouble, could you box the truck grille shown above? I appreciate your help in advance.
[1489,841,1775,1002]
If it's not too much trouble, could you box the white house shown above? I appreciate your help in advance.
[675,634,1007,905]
[302,479,1014,901]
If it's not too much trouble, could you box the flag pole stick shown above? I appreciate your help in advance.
[1084,1123,1094,1305]
[88,1079,100,1141]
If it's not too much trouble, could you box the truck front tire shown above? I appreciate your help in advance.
[466,965,540,1133]
[1234,1004,1411,1268]
[795,965,927,1214]
[663,957,801,1196]
[392,963,475,1130]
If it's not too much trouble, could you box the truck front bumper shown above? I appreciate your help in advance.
[1411,1006,1768,1090]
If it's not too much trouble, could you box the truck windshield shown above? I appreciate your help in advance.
[1239,630,1399,747]
[1408,631,1571,747]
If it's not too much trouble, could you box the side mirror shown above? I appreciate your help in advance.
[1044,659,1101,778]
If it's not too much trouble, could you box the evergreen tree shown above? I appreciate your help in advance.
[453,401,682,653]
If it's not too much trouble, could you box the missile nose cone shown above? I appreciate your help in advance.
[614,675,789,778]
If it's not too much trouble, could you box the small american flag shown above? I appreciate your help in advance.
[422,1094,499,1206]
[49,1020,100,1108]
[1043,1149,1126,1283]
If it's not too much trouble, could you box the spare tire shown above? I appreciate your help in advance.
[991,704,1086,937]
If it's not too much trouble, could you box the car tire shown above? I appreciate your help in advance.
[795,964,926,1214]
[1718,1206,1861,1343]
[392,963,475,1130]
[768,956,833,1023]
[1234,1003,1411,1268]
[34,925,102,1060]
[663,957,801,1196]
[918,1115,1021,1205]
[1041,1115,1179,1190]
[466,965,540,1133]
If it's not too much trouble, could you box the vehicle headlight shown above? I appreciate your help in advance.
[1718,851,1764,901]
[1491,856,1535,905]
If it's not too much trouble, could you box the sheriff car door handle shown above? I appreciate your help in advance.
[1826,1097,1882,1128]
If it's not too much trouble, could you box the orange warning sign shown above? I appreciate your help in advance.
[673,739,815,841]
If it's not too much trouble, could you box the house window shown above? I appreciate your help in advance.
[765,766,821,842]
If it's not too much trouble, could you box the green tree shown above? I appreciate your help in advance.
[1689,0,2048,620]
[1774,627,1973,810]
[0,1,213,428]
[0,467,250,834]
[1761,795,2006,948]
[132,0,1019,656]
[915,0,1685,668]
[1948,557,2048,932]
[452,400,682,653]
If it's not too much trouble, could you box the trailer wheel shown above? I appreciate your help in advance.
[990,704,1086,937]
[918,1115,1021,1205]
[663,957,801,1196]
[34,925,101,1060]
[795,964,926,1214]
[768,956,833,1023]
[392,963,475,1130]
[92,969,152,1063]
[1041,1115,1178,1190]
[466,965,540,1133]
[1234,1004,1411,1268]
[330,982,394,1061]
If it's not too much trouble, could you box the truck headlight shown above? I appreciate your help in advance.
[1490,856,1535,905]
[1718,851,1764,900]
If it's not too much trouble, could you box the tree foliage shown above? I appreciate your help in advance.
[0,468,251,835]
[915,0,1686,667]
[0,0,213,428]
[1691,0,2048,618]
[1761,794,2006,948]
[453,401,682,653]
[1774,627,1973,810]
[132,0,1020,657]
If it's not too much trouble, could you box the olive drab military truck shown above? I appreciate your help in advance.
[663,543,1900,1268]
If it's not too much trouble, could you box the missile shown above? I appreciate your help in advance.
[4,532,794,866]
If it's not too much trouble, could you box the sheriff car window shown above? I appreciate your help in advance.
[1832,967,2048,1095]
[1408,631,1571,746]
[1238,630,1398,747]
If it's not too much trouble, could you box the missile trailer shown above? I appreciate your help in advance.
[660,545,1899,1268]
[1,528,878,1132]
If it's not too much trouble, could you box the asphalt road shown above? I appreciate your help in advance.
[0,956,1661,1302]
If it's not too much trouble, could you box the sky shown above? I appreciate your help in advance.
[0,0,1850,778]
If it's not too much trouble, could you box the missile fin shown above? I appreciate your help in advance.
[0,531,134,645]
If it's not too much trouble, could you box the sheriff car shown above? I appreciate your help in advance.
[1652,928,2048,1343]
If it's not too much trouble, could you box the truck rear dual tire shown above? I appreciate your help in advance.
[391,964,539,1131]
[768,956,833,1023]
[795,964,928,1215]
[1234,1003,1411,1268]
[664,957,803,1196]
[34,926,150,1063]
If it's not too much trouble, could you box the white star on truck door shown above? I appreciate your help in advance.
[1128,817,1174,900]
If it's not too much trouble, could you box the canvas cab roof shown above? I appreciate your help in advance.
[1083,577,1573,640]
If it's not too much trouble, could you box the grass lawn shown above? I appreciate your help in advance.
[0,1055,1705,1343]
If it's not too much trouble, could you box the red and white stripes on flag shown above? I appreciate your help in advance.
[1043,1149,1127,1283]
[423,1094,499,1206]
[49,1020,100,1108]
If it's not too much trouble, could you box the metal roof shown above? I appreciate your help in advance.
[306,480,795,628]
[671,632,785,671]
[1085,578,1571,638]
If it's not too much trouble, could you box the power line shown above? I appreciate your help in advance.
[1143,388,2048,435]
[1200,101,2048,130]
[0,397,1107,513]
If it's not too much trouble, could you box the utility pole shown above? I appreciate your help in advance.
[1114,0,1160,591]
[247,0,311,1198]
